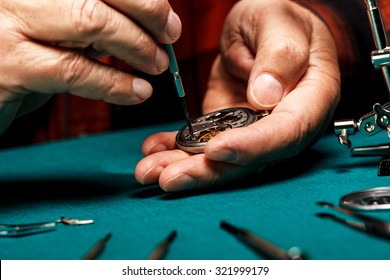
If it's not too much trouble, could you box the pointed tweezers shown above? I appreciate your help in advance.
[0,217,94,237]
[316,201,390,239]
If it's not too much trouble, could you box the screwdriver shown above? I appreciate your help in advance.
[147,230,177,260]
[82,233,112,260]
[164,44,194,138]
[220,221,304,260]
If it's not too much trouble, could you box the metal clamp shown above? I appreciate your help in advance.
[365,0,390,91]
[334,102,390,148]
[334,1,390,148]
[372,47,390,69]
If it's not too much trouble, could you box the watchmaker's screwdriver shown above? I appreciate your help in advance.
[82,233,112,260]
[220,221,304,260]
[147,230,177,260]
[164,44,194,138]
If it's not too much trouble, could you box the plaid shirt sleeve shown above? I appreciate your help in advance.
[295,0,390,119]
[295,0,381,76]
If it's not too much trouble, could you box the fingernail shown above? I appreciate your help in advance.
[133,78,152,102]
[145,143,167,155]
[140,165,163,185]
[162,174,196,192]
[167,10,182,41]
[155,47,169,72]
[250,74,284,107]
[207,148,238,162]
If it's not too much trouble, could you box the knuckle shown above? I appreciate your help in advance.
[102,71,120,98]
[126,32,157,70]
[71,0,108,38]
[140,0,168,16]
[57,52,91,86]
[133,32,153,57]
[273,38,309,65]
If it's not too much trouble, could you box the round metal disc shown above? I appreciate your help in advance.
[339,187,390,210]
[176,107,269,154]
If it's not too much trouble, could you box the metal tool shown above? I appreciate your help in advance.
[339,187,390,210]
[335,102,390,149]
[365,0,390,90]
[147,230,177,260]
[334,0,390,148]
[82,233,112,260]
[0,217,94,237]
[316,201,390,239]
[164,44,194,138]
[220,221,304,260]
[316,213,390,239]
[351,144,390,156]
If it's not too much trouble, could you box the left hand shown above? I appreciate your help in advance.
[135,0,340,192]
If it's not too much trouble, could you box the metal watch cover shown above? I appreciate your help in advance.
[339,187,390,210]
[176,107,270,153]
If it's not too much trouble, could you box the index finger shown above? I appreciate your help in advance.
[9,0,173,74]
[102,0,182,43]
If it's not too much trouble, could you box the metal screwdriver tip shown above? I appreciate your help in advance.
[82,233,112,260]
[220,221,303,260]
[164,44,194,139]
[147,230,177,260]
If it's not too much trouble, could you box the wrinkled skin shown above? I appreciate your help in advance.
[0,0,181,134]
[135,0,340,192]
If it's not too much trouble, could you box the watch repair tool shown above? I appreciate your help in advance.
[147,230,177,260]
[82,233,112,260]
[316,213,390,240]
[367,0,390,90]
[316,201,390,239]
[339,187,390,210]
[334,0,390,148]
[164,44,194,138]
[334,102,390,149]
[0,217,94,237]
[351,143,390,156]
[220,221,304,260]
[176,107,270,153]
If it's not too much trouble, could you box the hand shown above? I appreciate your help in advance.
[0,0,181,134]
[135,0,340,191]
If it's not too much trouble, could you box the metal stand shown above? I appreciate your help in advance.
[334,0,390,175]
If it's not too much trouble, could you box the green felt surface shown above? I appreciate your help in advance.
[1,121,390,260]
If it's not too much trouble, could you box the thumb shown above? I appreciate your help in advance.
[248,73,285,110]
[246,5,313,110]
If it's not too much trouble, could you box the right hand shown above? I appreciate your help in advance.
[0,0,182,134]
[135,0,340,192]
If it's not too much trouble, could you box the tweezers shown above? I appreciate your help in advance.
[0,217,94,237]
[316,201,390,239]
[351,144,390,156]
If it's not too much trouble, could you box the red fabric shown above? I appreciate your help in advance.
[379,0,390,34]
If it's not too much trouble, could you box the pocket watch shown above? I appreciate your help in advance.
[176,107,270,153]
